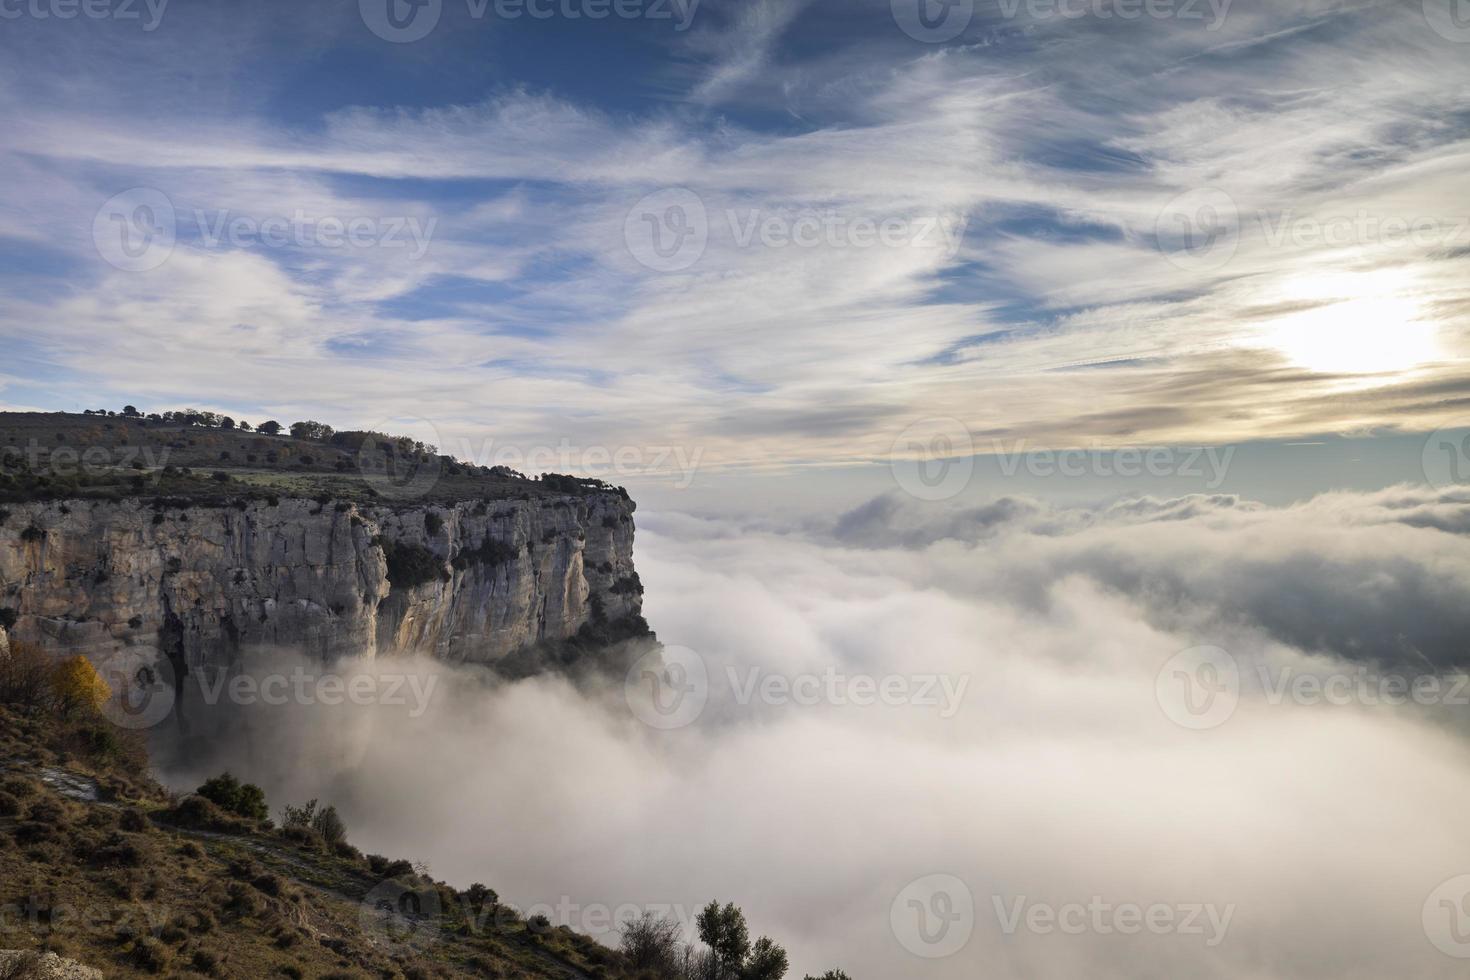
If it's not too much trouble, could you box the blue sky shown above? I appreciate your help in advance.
[1,0,1468,506]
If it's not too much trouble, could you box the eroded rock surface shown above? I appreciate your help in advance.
[0,493,642,670]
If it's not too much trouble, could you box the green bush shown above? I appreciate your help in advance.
[196,772,269,821]
[380,540,447,589]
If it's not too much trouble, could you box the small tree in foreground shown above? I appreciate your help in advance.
[196,772,269,821]
[50,655,112,716]
[621,911,684,974]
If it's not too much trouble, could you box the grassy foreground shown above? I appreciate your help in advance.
[0,700,635,979]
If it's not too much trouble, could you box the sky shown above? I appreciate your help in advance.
[1,0,1468,510]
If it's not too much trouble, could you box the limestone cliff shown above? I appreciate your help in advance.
[0,492,643,671]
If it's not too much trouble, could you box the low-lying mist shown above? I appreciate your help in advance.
[154,484,1470,979]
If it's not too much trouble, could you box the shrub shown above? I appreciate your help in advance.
[196,772,269,821]
[129,936,172,973]
[367,854,414,878]
[312,804,347,845]
[0,607,16,630]
[0,775,38,798]
[211,471,230,483]
[0,640,55,708]
[280,798,318,831]
[621,911,683,973]
[424,512,444,537]
[162,795,249,834]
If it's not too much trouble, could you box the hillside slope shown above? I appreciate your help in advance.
[0,704,635,978]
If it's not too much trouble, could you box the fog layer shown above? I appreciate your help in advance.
[159,485,1470,979]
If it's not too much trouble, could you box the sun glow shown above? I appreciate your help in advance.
[1258,272,1441,376]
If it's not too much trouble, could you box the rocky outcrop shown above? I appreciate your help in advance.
[0,493,642,671]
[0,950,103,979]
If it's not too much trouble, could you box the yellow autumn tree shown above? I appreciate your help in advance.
[50,655,112,716]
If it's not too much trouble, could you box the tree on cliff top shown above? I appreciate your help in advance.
[290,420,334,442]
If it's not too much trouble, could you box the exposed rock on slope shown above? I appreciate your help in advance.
[0,493,643,671]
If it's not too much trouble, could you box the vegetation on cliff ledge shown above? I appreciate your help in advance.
[0,410,632,507]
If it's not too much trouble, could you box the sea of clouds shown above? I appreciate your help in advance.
[157,483,1470,979]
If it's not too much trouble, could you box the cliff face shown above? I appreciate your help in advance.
[0,493,642,670]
